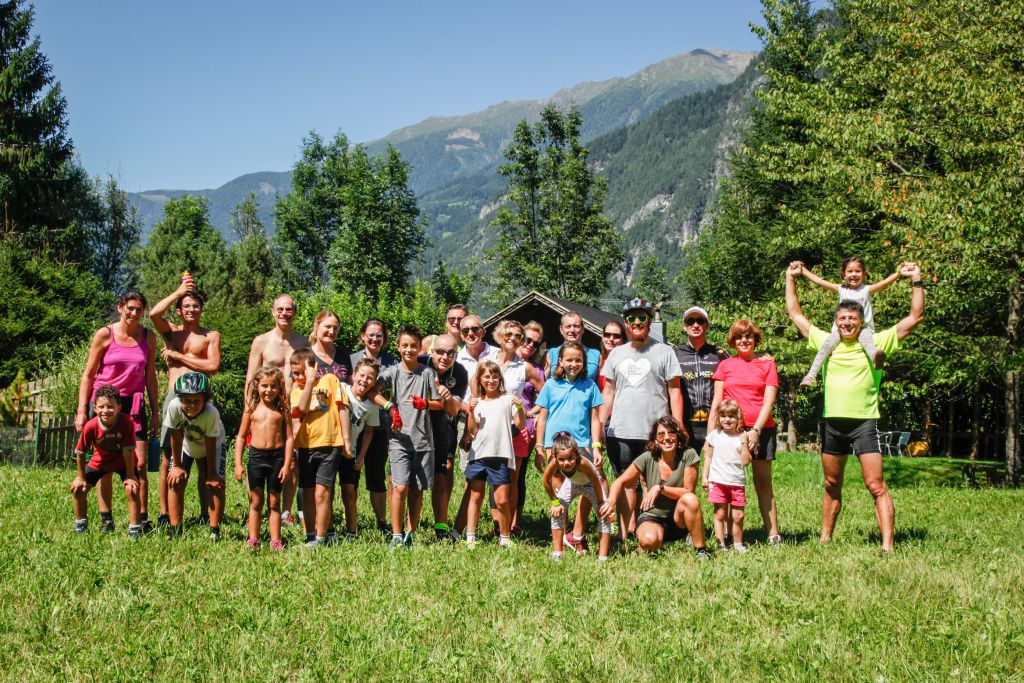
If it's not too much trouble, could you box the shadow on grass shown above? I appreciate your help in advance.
[869,527,929,544]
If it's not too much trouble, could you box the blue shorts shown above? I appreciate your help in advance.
[464,458,511,486]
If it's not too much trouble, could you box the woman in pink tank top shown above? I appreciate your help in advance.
[76,290,159,525]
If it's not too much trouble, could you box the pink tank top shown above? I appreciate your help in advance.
[91,326,148,402]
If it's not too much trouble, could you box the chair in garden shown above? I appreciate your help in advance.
[881,431,911,457]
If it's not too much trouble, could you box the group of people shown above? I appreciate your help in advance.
[70,257,926,555]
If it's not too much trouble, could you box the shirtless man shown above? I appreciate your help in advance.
[150,273,222,527]
[246,294,310,525]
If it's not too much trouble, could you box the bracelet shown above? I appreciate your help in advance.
[592,441,603,449]
[550,499,560,507]
[911,279,924,287]
[383,401,394,411]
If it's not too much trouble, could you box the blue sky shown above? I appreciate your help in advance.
[35,1,770,191]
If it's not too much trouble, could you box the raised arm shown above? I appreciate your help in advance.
[786,261,812,339]
[895,262,925,341]
[799,263,841,293]
[149,278,191,338]
[867,267,904,296]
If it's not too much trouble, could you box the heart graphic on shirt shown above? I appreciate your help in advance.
[620,358,652,386]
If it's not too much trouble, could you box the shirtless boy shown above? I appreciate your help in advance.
[150,273,222,527]
[246,294,310,524]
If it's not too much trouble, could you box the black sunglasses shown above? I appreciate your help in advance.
[434,349,457,357]
[684,317,708,326]
[460,325,482,334]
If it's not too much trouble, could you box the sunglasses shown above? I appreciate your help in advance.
[522,337,540,347]
[684,318,707,326]
[364,333,384,340]
[603,331,623,340]
[624,315,650,325]
[655,432,678,441]
[460,326,482,335]
[434,349,457,358]
[504,333,523,341]
[735,333,757,341]
[447,316,465,324]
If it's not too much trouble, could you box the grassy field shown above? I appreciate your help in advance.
[1,453,1022,681]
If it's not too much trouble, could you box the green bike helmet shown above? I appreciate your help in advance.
[174,371,212,397]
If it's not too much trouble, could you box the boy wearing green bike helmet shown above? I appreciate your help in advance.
[164,371,226,538]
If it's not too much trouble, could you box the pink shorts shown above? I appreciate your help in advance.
[707,482,746,507]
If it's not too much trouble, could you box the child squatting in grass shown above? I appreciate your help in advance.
[234,365,294,551]
[71,384,142,538]
[542,431,611,560]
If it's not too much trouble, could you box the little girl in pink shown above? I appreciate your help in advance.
[701,400,753,552]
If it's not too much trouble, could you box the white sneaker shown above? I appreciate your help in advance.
[733,543,749,553]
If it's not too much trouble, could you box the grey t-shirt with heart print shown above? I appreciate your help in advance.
[601,339,682,440]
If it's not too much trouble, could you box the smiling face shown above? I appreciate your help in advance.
[118,298,145,327]
[446,307,467,337]
[518,329,541,361]
[179,393,206,419]
[459,316,484,349]
[684,314,708,344]
[315,315,340,346]
[396,333,420,363]
[351,364,378,398]
[654,423,679,455]
[842,261,866,288]
[479,367,502,397]
[560,314,584,343]
[500,327,523,353]
[93,395,120,427]
[257,376,279,406]
[559,347,585,381]
[176,294,203,324]
[835,306,864,341]
[718,412,740,434]
[732,332,757,357]
[290,360,308,388]
[272,296,296,329]
[361,323,385,355]
[554,447,580,474]
[432,335,457,372]
[624,310,650,342]
[601,324,625,354]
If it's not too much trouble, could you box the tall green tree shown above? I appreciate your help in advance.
[488,105,623,306]
[85,175,141,293]
[139,196,232,306]
[0,0,93,259]
[429,259,473,309]
[274,132,426,294]
[228,192,273,306]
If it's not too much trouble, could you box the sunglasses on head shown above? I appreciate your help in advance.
[460,325,482,335]
[684,317,707,326]
[624,315,649,324]
[434,349,457,358]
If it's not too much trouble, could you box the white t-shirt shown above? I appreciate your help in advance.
[837,284,874,328]
[706,429,746,486]
[467,394,516,466]
[163,399,224,458]
[601,339,682,439]
[342,384,380,447]
[455,343,496,400]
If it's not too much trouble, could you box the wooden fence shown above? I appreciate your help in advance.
[35,414,76,466]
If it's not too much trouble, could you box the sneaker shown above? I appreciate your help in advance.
[550,551,563,560]
[389,535,404,551]
[579,535,590,552]
[281,510,297,527]
[717,543,729,551]
[100,519,116,534]
[564,533,586,555]
[305,537,324,548]
[246,538,260,550]
[325,529,338,545]
[74,519,88,534]
[695,547,712,560]
[377,521,391,536]
[724,533,733,548]
[402,531,414,548]
[732,543,749,554]
[209,527,221,542]
[269,539,284,552]
[128,526,143,541]
[510,525,524,539]
[498,536,512,548]
[465,537,478,550]
[597,555,609,562]
[445,529,461,543]
[157,514,170,529]
[768,534,783,545]
[345,532,358,542]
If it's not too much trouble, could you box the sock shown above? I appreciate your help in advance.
[100,512,113,522]
[139,511,149,523]
[306,532,316,542]
[315,536,326,543]
[551,550,563,558]
[128,524,142,533]
[434,522,449,532]
[499,535,511,546]
[210,526,220,535]
[466,533,477,542]
[392,534,403,542]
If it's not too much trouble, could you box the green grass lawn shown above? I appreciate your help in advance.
[1,453,1022,681]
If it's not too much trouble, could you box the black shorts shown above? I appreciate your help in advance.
[88,397,148,441]
[247,446,285,494]
[337,454,360,487]
[637,513,689,542]
[363,428,389,493]
[823,418,882,457]
[298,447,340,489]
[433,449,453,475]
[606,437,648,477]
[83,466,129,487]
[752,426,778,462]
[686,421,709,455]
[165,441,226,479]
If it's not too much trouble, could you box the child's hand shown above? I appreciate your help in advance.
[123,477,139,496]
[787,261,804,277]
[701,478,709,492]
[70,477,87,494]
[234,462,245,482]
[343,445,353,459]
[592,444,603,468]
[389,405,403,431]
[469,396,479,410]
[167,466,188,486]
[550,503,564,518]
[305,358,317,375]
[206,475,224,491]
[599,499,615,520]
[279,462,292,484]
[410,395,427,410]
[354,454,364,471]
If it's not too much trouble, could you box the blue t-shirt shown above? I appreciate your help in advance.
[546,345,601,381]
[536,376,604,448]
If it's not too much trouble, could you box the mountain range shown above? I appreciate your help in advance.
[128,48,758,281]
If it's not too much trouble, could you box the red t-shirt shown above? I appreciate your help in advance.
[75,414,135,472]
[712,356,779,428]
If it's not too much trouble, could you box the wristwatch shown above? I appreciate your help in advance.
[911,279,924,287]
